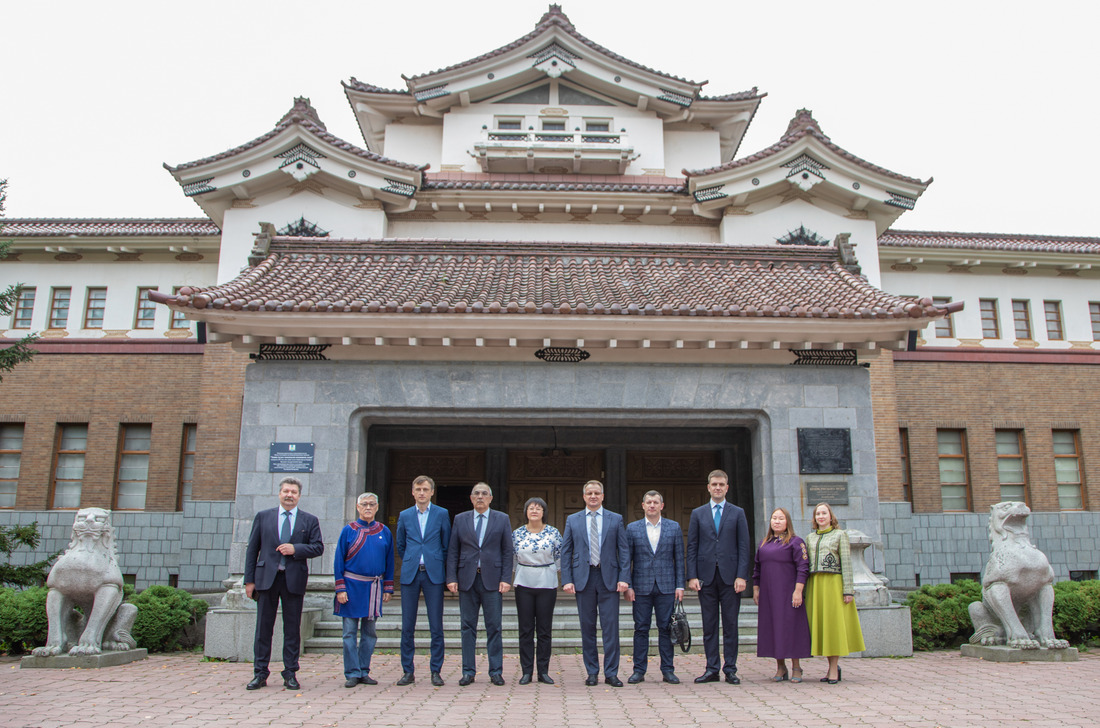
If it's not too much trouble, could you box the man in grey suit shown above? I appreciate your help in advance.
[560,480,629,687]
[446,482,514,686]
[625,490,685,684]
[686,469,751,684]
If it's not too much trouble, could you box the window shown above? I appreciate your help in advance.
[937,429,970,511]
[899,429,912,504]
[950,572,981,584]
[1070,570,1098,582]
[178,424,197,509]
[1053,430,1084,510]
[48,287,71,329]
[1044,300,1063,340]
[12,287,35,329]
[932,297,953,337]
[116,424,151,510]
[51,424,87,508]
[84,287,107,329]
[495,117,522,130]
[585,119,611,132]
[170,287,190,330]
[979,299,999,339]
[134,287,157,329]
[1011,300,1031,339]
[0,424,24,508]
[1090,302,1100,341]
[995,430,1027,502]
[540,119,566,131]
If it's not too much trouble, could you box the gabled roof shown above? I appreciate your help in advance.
[880,229,1100,255]
[0,218,220,237]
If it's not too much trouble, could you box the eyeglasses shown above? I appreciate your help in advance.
[359,502,378,508]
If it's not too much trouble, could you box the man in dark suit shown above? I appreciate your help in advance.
[394,475,450,686]
[244,476,325,691]
[560,479,629,687]
[446,482,514,686]
[686,469,751,685]
[625,490,685,684]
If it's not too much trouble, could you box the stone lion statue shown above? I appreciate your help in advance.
[968,502,1069,650]
[32,508,138,657]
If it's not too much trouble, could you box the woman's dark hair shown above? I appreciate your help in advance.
[524,497,548,523]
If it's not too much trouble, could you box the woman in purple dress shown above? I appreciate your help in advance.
[752,507,811,682]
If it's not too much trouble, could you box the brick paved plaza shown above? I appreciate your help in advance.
[3,650,1096,728]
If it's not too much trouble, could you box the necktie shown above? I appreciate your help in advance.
[279,510,292,569]
[589,511,600,567]
[475,513,485,546]
[713,504,722,535]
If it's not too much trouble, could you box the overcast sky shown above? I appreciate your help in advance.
[3,0,1097,237]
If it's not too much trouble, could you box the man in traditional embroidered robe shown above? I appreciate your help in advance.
[334,492,394,688]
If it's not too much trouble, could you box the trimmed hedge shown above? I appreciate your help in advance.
[906,579,1100,650]
[0,586,49,654]
[130,585,208,652]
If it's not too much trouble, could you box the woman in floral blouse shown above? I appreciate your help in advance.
[512,497,562,684]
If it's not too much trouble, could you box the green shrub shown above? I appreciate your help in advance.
[905,579,982,651]
[0,586,49,653]
[1052,580,1100,644]
[129,585,208,652]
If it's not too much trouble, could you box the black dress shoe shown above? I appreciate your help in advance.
[694,671,720,684]
[396,672,415,686]
[246,676,267,690]
[537,673,555,685]
[431,672,445,687]
[458,674,475,686]
[662,672,680,684]
[518,674,532,685]
[627,671,645,684]
[725,674,740,685]
[585,674,598,686]
[344,678,359,688]
[604,675,623,687]
[360,675,377,685]
[283,676,301,690]
[490,674,505,686]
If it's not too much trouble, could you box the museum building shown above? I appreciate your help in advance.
[1,6,1097,593]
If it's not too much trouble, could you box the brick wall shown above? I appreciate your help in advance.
[193,343,250,501]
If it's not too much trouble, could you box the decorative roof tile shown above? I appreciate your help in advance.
[880,229,1100,255]
[165,97,427,174]
[0,218,220,237]
[685,109,930,186]
[153,237,948,321]
[422,172,687,194]
[697,88,763,102]
[342,78,410,95]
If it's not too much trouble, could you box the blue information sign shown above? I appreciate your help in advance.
[269,442,315,473]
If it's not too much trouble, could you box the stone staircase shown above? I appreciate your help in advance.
[304,594,757,654]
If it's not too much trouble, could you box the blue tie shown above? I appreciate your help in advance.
[475,513,485,546]
[713,504,722,534]
[279,510,292,569]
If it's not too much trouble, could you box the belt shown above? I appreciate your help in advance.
[590,564,601,568]
[418,564,427,571]
[517,562,555,568]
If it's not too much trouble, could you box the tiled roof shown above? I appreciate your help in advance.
[880,229,1100,255]
[342,78,410,95]
[153,237,947,321]
[405,5,704,89]
[422,172,687,194]
[0,218,220,237]
[697,88,764,102]
[165,97,427,174]
[684,109,929,186]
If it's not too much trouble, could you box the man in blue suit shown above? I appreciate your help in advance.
[625,490,685,684]
[561,480,629,687]
[244,476,325,691]
[446,482,514,686]
[395,475,451,686]
[686,469,751,685]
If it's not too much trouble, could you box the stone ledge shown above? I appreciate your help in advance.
[961,643,1079,662]
[20,648,148,669]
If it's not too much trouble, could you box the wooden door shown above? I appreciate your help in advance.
[624,451,720,538]
[506,450,603,530]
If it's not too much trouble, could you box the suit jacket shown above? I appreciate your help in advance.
[686,500,751,585]
[395,504,451,585]
[244,507,324,595]
[560,508,629,591]
[626,518,685,596]
[446,509,514,591]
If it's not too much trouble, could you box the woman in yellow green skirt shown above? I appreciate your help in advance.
[804,502,864,684]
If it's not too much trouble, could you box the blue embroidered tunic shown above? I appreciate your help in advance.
[334,519,394,619]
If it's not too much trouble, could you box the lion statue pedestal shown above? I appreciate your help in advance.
[21,508,148,669]
[960,502,1077,663]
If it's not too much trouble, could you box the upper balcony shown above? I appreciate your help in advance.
[471,124,637,175]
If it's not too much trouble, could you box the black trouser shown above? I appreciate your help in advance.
[515,585,556,675]
[254,570,303,679]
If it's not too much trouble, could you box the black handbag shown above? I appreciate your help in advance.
[669,599,691,652]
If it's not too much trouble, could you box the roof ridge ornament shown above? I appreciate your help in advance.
[835,232,862,276]
[785,108,823,137]
[536,4,573,28]
[278,97,327,131]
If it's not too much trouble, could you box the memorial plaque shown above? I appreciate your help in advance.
[269,442,315,473]
[797,428,853,474]
[806,481,849,505]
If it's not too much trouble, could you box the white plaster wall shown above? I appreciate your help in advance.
[0,257,217,337]
[881,266,1100,347]
[664,130,720,176]
[383,124,441,170]
[388,218,719,243]
[218,191,388,282]
[719,199,883,288]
